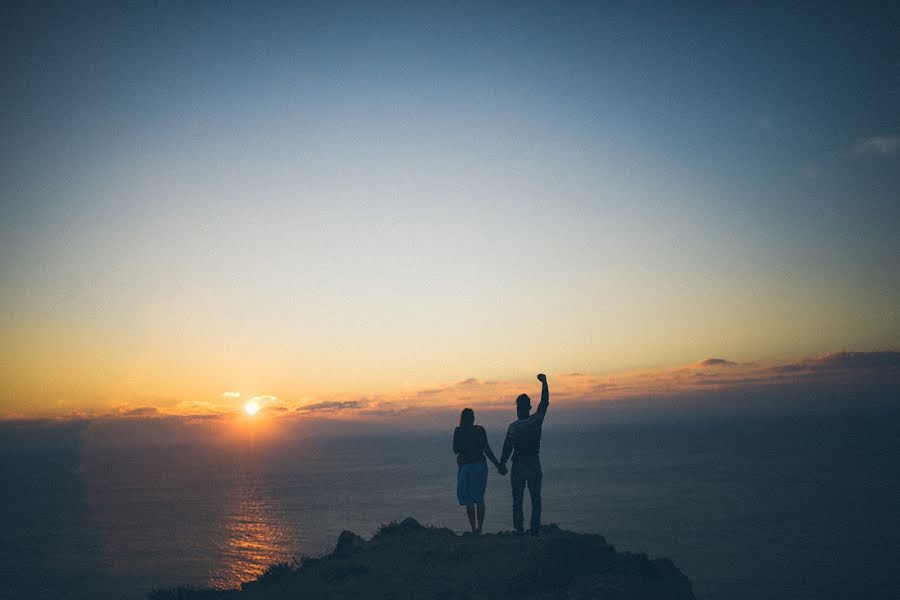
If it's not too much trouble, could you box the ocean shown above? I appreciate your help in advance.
[1,409,898,600]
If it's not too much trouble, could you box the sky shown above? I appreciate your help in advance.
[1,2,898,420]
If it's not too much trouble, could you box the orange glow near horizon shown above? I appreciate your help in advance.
[0,350,894,422]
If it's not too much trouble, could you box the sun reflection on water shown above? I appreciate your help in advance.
[207,477,294,590]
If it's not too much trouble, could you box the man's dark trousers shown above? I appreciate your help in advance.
[511,458,542,532]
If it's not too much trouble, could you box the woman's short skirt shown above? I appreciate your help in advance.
[457,461,488,505]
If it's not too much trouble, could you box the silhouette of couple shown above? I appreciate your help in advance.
[452,373,549,535]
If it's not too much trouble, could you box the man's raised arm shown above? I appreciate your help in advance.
[536,373,549,416]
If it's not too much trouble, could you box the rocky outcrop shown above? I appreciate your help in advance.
[150,518,695,599]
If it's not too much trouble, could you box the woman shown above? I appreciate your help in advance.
[453,408,502,534]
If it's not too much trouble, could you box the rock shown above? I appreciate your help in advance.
[151,519,696,599]
[334,530,367,556]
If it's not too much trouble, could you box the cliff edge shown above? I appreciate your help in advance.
[150,518,695,599]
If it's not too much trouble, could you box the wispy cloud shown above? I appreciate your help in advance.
[249,394,278,405]
[171,400,231,417]
[586,351,897,397]
[267,351,899,424]
[847,134,900,158]
[773,351,900,373]
[695,358,738,367]
[380,352,900,412]
[119,406,159,417]
[18,351,895,425]
[297,400,365,413]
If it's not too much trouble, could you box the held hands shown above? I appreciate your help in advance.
[537,373,547,383]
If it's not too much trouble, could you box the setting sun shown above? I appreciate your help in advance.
[244,401,260,416]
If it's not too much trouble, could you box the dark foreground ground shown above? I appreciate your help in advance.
[150,518,695,600]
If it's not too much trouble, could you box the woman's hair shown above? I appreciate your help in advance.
[459,408,475,428]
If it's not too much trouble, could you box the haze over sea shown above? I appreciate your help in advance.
[2,405,898,600]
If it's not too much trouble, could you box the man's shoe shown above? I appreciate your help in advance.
[529,527,541,537]
[515,528,525,536]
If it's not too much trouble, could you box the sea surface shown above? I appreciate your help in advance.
[1,409,899,600]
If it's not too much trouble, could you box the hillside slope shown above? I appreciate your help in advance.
[151,518,695,599]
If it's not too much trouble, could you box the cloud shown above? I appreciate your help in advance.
[412,377,511,405]
[9,351,895,426]
[120,406,159,417]
[847,134,900,158]
[695,358,738,367]
[671,351,897,393]
[250,394,278,402]
[463,351,900,411]
[773,363,805,373]
[297,400,365,413]
[776,351,900,373]
[208,351,894,424]
[171,400,232,417]
[416,388,446,396]
[177,413,225,421]
[221,391,241,399]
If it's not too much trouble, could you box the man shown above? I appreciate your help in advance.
[498,373,549,535]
